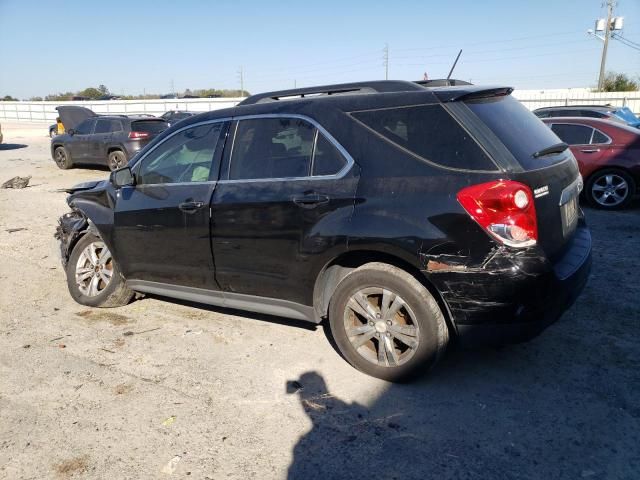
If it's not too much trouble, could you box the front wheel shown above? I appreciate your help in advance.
[54,146,72,170]
[66,234,134,308]
[586,169,635,210]
[328,262,449,382]
[108,150,127,171]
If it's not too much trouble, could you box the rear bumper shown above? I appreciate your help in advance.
[426,223,592,347]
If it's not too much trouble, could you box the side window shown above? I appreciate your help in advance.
[550,124,593,145]
[94,119,111,134]
[312,133,347,176]
[352,104,496,170]
[228,118,315,180]
[138,123,222,185]
[110,120,123,132]
[591,129,609,144]
[75,119,95,135]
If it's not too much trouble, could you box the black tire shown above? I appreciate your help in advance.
[53,146,73,170]
[66,233,134,308]
[328,262,449,382]
[108,150,127,171]
[586,168,635,210]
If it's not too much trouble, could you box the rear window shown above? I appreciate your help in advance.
[466,95,566,170]
[352,104,496,171]
[132,120,168,134]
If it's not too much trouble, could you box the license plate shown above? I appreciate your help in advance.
[561,194,579,237]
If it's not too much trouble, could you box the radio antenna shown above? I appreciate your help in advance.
[446,49,463,83]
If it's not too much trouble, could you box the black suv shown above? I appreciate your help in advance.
[160,110,198,127]
[56,81,591,381]
[51,106,168,171]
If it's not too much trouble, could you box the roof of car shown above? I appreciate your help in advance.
[534,105,613,112]
[541,116,640,133]
[175,81,512,128]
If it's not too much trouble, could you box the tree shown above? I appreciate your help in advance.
[1,95,18,101]
[98,84,109,95]
[29,96,43,101]
[78,87,104,99]
[601,72,638,92]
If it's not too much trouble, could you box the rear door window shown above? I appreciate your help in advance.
[75,119,95,135]
[466,95,567,170]
[352,104,496,171]
[550,124,593,145]
[94,119,111,134]
[110,120,123,132]
[591,129,610,144]
[228,118,316,180]
[312,134,347,176]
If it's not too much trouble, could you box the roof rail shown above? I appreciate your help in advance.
[415,79,472,87]
[238,80,426,105]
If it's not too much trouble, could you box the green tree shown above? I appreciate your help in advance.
[29,96,43,101]
[602,72,639,92]
[1,95,18,101]
[98,84,109,95]
[78,87,103,99]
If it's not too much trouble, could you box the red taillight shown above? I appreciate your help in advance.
[457,180,538,248]
[128,131,149,139]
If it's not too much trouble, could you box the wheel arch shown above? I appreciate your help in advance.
[312,249,456,335]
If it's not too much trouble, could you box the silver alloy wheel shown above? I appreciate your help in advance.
[591,173,628,207]
[343,287,420,368]
[109,151,125,170]
[75,241,114,297]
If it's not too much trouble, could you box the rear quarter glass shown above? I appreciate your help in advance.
[351,104,497,171]
[466,96,565,170]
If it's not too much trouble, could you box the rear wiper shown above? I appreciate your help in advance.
[533,142,569,158]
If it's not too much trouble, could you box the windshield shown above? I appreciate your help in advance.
[466,95,568,170]
[613,107,640,125]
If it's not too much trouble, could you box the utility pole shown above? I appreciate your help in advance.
[383,43,389,80]
[598,0,615,90]
[170,79,175,96]
[238,67,244,97]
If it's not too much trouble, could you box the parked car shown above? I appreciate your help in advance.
[160,110,198,126]
[534,105,640,129]
[541,117,640,209]
[0,122,3,144]
[51,106,168,170]
[55,80,591,381]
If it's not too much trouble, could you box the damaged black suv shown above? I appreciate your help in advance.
[56,80,591,381]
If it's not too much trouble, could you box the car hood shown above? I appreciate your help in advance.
[61,179,106,194]
[56,106,96,130]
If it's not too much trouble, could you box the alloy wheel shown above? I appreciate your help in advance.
[343,287,420,368]
[591,174,628,207]
[54,149,67,167]
[75,241,114,297]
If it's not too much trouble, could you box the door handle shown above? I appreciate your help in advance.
[179,201,204,213]
[292,193,330,209]
[580,148,600,153]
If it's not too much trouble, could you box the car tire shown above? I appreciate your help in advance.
[586,168,635,210]
[328,262,449,382]
[66,233,134,308]
[53,146,73,170]
[108,150,127,171]
[49,128,56,138]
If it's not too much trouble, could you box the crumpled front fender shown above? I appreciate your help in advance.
[54,209,90,266]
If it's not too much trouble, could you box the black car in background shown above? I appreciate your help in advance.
[534,105,640,129]
[56,81,591,381]
[51,106,168,170]
[160,110,198,126]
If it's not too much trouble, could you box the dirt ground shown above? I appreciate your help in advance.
[0,122,639,480]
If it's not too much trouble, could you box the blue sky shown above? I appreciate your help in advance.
[0,0,638,98]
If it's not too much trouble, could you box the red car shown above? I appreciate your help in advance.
[542,117,640,209]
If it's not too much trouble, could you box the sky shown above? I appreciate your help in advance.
[0,0,639,99]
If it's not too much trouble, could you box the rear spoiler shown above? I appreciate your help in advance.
[434,86,514,103]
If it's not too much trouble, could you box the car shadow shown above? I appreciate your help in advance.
[0,143,28,150]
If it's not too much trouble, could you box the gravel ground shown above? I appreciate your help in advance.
[0,122,638,480]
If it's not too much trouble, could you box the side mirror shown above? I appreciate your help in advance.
[68,128,77,136]
[110,166,135,188]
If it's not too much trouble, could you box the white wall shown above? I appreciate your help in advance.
[0,98,242,123]
[0,89,638,123]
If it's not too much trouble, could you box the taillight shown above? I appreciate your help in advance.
[457,180,538,248]
[128,131,149,139]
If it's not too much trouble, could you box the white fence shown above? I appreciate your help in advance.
[0,89,638,123]
[0,98,243,123]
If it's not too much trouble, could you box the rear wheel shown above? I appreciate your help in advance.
[54,146,72,169]
[108,150,127,171]
[586,168,635,210]
[66,233,134,308]
[328,262,449,382]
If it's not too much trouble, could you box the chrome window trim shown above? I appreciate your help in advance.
[218,113,354,184]
[549,122,612,146]
[130,118,230,186]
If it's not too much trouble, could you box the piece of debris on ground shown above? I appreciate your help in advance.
[1,175,32,189]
